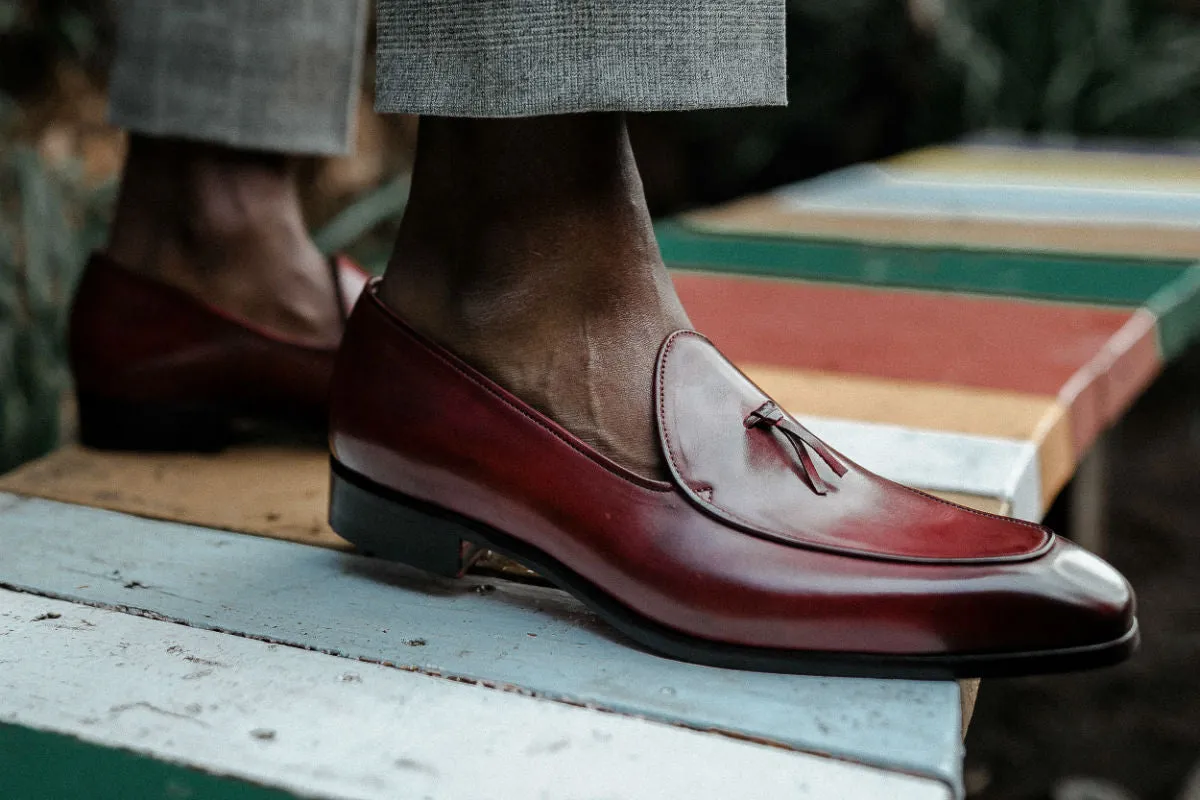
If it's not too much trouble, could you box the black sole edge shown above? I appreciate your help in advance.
[76,393,326,453]
[329,457,1140,680]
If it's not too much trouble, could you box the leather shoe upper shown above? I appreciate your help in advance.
[70,252,368,417]
[331,283,1136,658]
[658,330,1051,563]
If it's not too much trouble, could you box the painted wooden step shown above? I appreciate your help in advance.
[0,590,951,800]
[0,492,967,797]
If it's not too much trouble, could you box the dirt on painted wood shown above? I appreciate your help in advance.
[965,344,1200,800]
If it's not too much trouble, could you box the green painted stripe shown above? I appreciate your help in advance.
[0,722,299,800]
[1148,264,1200,359]
[656,220,1192,307]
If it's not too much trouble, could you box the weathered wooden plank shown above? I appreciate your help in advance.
[0,444,341,546]
[0,493,966,796]
[0,591,952,800]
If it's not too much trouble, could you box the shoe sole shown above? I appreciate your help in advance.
[78,392,324,452]
[329,456,1139,680]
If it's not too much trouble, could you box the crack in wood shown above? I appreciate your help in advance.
[109,701,210,727]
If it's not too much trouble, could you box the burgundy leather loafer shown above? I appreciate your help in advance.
[70,252,368,451]
[328,282,1138,678]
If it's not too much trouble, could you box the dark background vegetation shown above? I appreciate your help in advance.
[1,2,1199,799]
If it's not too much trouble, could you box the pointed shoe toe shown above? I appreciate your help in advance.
[1010,537,1137,655]
[328,283,1139,678]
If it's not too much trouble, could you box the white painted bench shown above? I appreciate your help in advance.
[0,492,966,799]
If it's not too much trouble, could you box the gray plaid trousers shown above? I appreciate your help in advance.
[110,0,786,155]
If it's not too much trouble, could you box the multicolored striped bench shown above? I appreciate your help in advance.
[2,141,1197,800]
[664,141,1200,542]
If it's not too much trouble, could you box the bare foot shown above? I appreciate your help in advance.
[105,135,341,348]
[377,114,691,480]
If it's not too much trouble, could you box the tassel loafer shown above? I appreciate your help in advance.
[328,281,1138,678]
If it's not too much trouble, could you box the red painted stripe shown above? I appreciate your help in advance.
[1061,310,1162,454]
[674,272,1160,404]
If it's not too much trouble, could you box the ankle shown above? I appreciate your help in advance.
[102,135,339,347]
[377,114,690,479]
[106,135,317,282]
[378,114,688,342]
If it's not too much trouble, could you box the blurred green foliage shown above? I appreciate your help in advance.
[933,0,1200,136]
[0,0,113,471]
[2,0,1200,471]
[652,0,1200,204]
[0,124,110,472]
[0,0,112,101]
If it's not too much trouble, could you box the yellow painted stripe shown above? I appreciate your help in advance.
[743,364,1056,440]
[1030,403,1076,508]
[0,445,348,550]
[888,145,1200,188]
[924,491,1009,517]
[742,364,1076,508]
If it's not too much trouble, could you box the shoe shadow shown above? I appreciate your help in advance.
[335,550,638,650]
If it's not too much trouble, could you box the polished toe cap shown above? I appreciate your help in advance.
[1018,535,1136,650]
